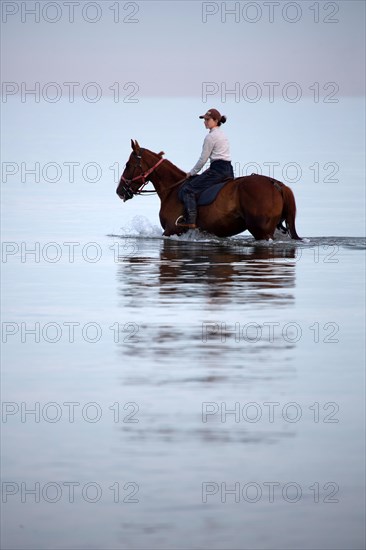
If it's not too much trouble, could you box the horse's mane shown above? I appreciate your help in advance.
[146,148,186,180]
[161,158,186,178]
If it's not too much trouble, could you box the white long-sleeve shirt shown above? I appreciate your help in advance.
[189,127,231,176]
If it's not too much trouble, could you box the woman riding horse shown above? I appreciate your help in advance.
[178,108,234,229]
[116,140,301,241]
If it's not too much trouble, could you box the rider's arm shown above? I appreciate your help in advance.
[188,134,214,176]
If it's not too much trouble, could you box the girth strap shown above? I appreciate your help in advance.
[271,180,282,193]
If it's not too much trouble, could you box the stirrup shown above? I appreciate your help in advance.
[175,215,197,229]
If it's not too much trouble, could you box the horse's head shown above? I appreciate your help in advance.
[116,139,165,202]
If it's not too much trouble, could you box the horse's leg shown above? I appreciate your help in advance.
[246,215,277,240]
[163,224,184,237]
[238,194,278,240]
[237,182,283,240]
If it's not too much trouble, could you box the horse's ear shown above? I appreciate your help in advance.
[131,139,140,152]
[131,139,141,155]
[157,151,165,157]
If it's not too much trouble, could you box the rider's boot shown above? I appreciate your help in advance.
[176,192,197,229]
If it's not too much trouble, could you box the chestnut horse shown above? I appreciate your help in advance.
[116,140,301,240]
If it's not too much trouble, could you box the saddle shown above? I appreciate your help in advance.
[178,176,232,207]
[197,178,232,206]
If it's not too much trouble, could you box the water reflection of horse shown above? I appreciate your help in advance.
[158,240,297,304]
[116,239,298,380]
[117,238,297,306]
[116,140,301,240]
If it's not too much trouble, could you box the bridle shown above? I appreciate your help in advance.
[119,149,165,199]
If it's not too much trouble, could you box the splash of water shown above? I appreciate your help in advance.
[119,215,162,238]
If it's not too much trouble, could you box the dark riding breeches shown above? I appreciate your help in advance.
[179,160,234,221]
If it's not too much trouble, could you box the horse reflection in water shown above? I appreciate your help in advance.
[117,240,297,301]
[156,240,297,304]
[115,240,298,365]
[115,239,299,445]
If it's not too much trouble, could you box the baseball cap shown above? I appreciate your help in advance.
[199,109,222,121]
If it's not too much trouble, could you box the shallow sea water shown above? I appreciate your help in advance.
[1,96,365,549]
[2,202,365,549]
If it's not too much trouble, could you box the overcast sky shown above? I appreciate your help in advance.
[1,0,365,97]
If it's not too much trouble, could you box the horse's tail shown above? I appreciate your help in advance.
[281,184,301,240]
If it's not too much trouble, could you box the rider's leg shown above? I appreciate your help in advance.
[177,188,197,229]
[177,161,234,229]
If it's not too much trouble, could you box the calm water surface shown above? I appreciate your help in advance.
[1,96,365,549]
[2,211,365,549]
